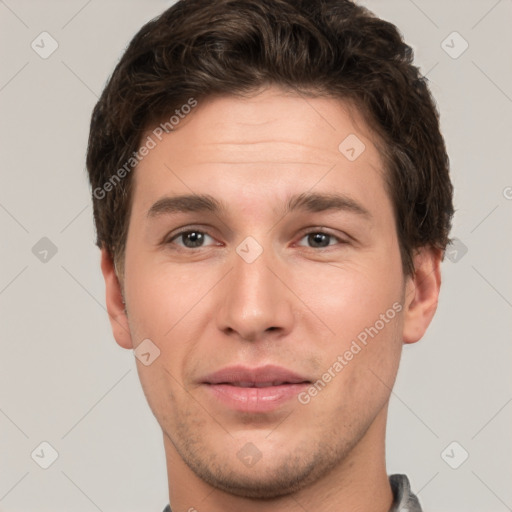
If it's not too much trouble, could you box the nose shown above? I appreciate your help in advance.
[216,242,295,343]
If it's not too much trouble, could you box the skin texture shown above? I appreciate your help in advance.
[101,86,441,512]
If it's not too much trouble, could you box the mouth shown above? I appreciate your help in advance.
[201,365,311,413]
[218,380,308,387]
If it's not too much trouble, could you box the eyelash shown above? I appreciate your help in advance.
[165,227,348,251]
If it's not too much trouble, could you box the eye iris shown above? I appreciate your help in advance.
[183,231,204,248]
[309,233,330,248]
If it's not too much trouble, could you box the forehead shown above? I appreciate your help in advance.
[131,87,390,218]
[154,88,380,162]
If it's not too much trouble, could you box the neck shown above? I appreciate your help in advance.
[164,406,393,512]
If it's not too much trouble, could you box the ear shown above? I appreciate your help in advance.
[402,246,442,344]
[100,248,133,349]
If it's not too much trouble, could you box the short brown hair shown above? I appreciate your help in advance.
[86,0,454,277]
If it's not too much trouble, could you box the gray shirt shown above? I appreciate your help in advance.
[389,474,423,511]
[162,473,422,511]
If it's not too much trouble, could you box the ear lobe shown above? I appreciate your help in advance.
[100,248,133,350]
[402,246,442,345]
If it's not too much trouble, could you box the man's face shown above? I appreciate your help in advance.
[114,87,415,498]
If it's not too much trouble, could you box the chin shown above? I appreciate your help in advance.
[191,460,319,499]
[175,435,349,500]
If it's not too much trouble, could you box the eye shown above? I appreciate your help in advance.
[296,230,345,249]
[165,228,347,251]
[168,230,217,249]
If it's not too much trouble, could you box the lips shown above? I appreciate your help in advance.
[228,381,298,388]
[202,364,310,387]
[201,365,311,413]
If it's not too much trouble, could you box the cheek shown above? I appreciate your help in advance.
[124,259,211,396]
[124,263,196,419]
[293,257,403,338]
[125,256,200,338]
[292,253,405,407]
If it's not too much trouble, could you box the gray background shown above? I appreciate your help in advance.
[1,0,511,510]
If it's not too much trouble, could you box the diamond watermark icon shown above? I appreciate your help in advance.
[32,237,58,263]
[338,134,366,161]
[134,338,160,366]
[441,441,469,469]
[441,31,468,59]
[445,238,468,263]
[236,236,263,264]
[31,31,59,59]
[31,441,59,469]
[237,442,262,468]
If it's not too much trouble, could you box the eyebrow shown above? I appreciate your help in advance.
[147,192,371,220]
